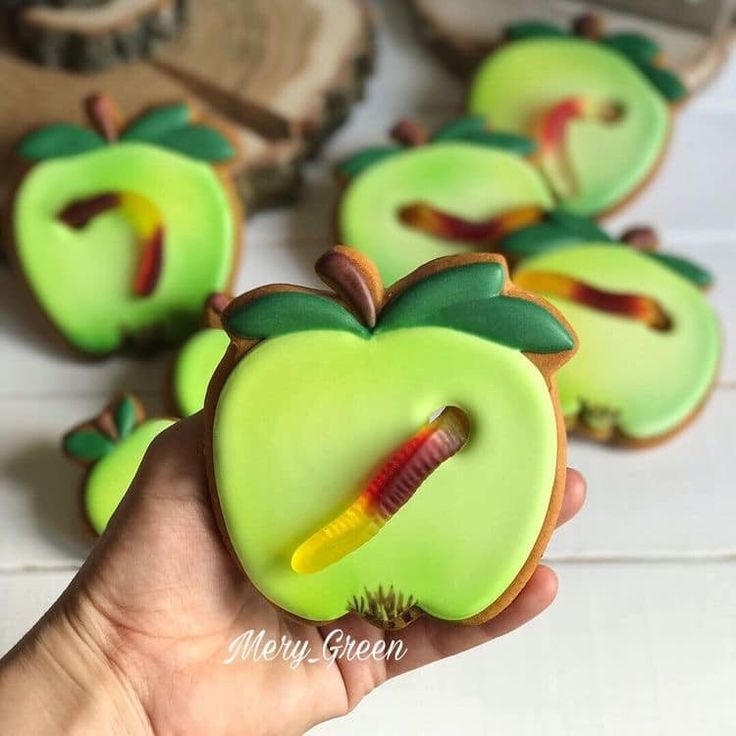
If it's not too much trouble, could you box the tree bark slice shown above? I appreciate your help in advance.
[14,0,187,71]
[408,0,735,93]
[0,0,374,211]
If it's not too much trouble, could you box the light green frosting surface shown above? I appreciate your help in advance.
[85,418,174,534]
[173,328,231,416]
[213,327,559,622]
[515,244,720,439]
[339,142,553,285]
[469,38,669,216]
[14,143,235,353]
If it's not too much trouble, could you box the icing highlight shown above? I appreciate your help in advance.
[291,406,470,574]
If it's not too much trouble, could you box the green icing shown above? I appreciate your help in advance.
[225,292,369,341]
[212,327,559,622]
[85,419,174,534]
[514,244,720,439]
[505,21,567,41]
[121,103,191,142]
[646,252,712,288]
[13,142,235,354]
[173,327,231,416]
[154,125,236,163]
[114,396,139,439]
[603,32,660,66]
[469,37,670,216]
[64,429,115,462]
[637,64,687,103]
[430,116,536,154]
[431,116,489,141]
[339,141,553,285]
[377,263,574,354]
[339,146,402,178]
[18,124,105,161]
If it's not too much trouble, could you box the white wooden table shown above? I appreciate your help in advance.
[1,3,735,733]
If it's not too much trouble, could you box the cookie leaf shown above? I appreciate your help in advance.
[339,146,402,178]
[155,125,236,162]
[63,429,115,463]
[646,252,713,288]
[637,64,687,103]
[442,128,536,156]
[431,116,488,142]
[505,21,567,41]
[377,262,575,354]
[603,32,660,65]
[224,291,369,341]
[121,103,191,143]
[114,395,139,439]
[18,124,105,160]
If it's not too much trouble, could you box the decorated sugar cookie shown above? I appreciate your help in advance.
[497,212,719,444]
[5,93,242,356]
[171,293,231,417]
[337,117,553,285]
[205,246,577,629]
[469,18,686,216]
[63,395,174,534]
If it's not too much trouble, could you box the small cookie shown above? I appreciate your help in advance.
[337,116,553,286]
[495,211,719,444]
[63,394,174,534]
[204,246,577,629]
[4,93,243,356]
[468,18,686,216]
[170,293,231,417]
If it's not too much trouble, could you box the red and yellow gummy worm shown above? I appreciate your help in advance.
[291,406,470,575]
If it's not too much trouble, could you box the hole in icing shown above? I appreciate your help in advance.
[58,191,164,297]
[515,270,672,332]
[290,406,470,575]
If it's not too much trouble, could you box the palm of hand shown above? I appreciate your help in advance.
[73,415,584,735]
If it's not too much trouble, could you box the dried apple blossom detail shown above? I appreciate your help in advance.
[515,270,671,330]
[398,202,544,244]
[291,406,470,574]
[58,191,164,297]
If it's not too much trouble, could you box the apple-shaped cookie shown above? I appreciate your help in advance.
[205,247,576,629]
[171,293,231,416]
[6,93,242,355]
[63,394,174,534]
[496,212,719,443]
[469,18,686,216]
[338,116,553,286]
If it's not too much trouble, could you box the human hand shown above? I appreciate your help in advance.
[0,413,585,735]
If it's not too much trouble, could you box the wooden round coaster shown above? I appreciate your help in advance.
[409,0,735,94]
[0,0,374,211]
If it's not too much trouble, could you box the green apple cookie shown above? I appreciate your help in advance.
[338,117,553,286]
[505,214,719,443]
[171,294,231,417]
[63,395,174,534]
[8,94,242,356]
[469,19,686,216]
[206,247,576,629]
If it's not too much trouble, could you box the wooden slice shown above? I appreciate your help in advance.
[14,0,188,71]
[0,0,374,211]
[409,0,735,93]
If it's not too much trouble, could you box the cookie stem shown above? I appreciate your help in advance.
[85,93,123,142]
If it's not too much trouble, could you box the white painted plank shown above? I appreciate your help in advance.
[313,561,736,736]
[2,563,733,735]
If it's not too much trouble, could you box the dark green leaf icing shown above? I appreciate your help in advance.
[225,262,575,355]
[114,396,139,440]
[18,124,105,161]
[338,146,402,178]
[63,429,115,462]
[377,263,575,354]
[18,103,235,162]
[646,252,713,288]
[501,19,686,104]
[431,116,536,154]
[121,103,191,142]
[224,291,370,340]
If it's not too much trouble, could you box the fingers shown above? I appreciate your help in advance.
[386,565,558,679]
[556,467,586,528]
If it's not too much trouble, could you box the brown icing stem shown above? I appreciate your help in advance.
[203,293,231,328]
[572,13,604,41]
[315,246,383,328]
[620,226,659,251]
[85,92,123,142]
[390,119,430,147]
